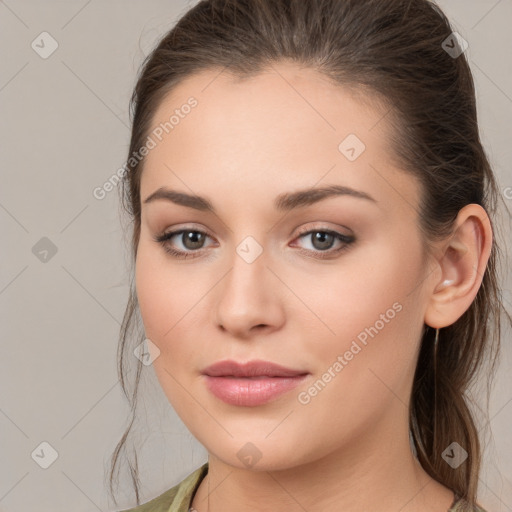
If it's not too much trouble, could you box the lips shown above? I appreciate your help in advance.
[201,359,309,406]
[202,359,308,378]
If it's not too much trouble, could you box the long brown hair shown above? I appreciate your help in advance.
[109,0,511,509]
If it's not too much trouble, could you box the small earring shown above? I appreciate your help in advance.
[442,279,454,287]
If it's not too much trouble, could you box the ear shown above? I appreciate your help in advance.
[423,204,493,329]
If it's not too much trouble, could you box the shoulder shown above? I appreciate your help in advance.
[118,462,208,512]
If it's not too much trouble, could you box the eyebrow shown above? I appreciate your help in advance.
[143,184,377,213]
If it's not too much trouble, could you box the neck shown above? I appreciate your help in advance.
[191,407,454,512]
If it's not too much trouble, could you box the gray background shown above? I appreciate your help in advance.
[1,1,511,511]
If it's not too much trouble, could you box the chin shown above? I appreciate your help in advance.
[201,433,316,472]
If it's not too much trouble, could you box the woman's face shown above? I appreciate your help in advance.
[135,62,434,470]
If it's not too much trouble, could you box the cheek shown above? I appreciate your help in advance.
[134,245,206,414]
[293,241,421,339]
[287,236,426,402]
[135,244,196,355]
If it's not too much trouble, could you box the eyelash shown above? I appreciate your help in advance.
[153,226,355,261]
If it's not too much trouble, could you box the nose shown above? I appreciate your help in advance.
[213,245,285,339]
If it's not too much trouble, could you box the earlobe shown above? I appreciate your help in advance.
[423,204,492,329]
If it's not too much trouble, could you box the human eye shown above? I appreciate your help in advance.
[291,225,355,260]
[153,226,217,260]
[153,224,355,261]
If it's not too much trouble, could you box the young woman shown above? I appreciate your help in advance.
[110,0,511,510]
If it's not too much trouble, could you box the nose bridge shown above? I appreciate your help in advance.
[222,235,268,304]
[214,233,284,335]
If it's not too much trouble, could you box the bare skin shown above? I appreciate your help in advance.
[135,61,492,512]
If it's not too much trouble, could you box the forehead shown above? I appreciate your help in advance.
[148,62,391,150]
[139,63,420,218]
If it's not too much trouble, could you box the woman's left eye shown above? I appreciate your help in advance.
[153,227,355,260]
[292,229,355,259]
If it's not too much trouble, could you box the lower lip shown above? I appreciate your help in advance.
[203,375,308,406]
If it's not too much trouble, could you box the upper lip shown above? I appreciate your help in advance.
[202,359,308,378]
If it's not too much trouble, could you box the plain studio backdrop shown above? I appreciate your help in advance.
[1,1,511,511]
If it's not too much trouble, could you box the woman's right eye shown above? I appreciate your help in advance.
[153,229,215,259]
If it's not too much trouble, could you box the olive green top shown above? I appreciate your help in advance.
[118,462,487,512]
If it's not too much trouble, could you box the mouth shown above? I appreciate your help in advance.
[201,359,309,406]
